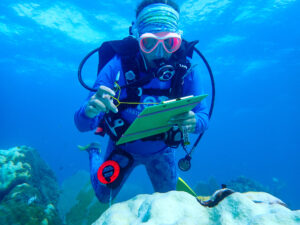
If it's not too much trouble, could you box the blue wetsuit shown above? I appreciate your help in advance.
[74,55,209,203]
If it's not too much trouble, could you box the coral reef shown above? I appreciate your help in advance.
[58,170,109,225]
[58,169,148,224]
[194,176,219,196]
[227,176,270,193]
[194,175,272,196]
[65,182,108,225]
[57,170,91,218]
[0,146,62,224]
[93,191,300,225]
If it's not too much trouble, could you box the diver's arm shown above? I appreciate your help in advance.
[74,102,103,132]
[193,107,209,134]
[167,68,209,134]
[74,86,118,132]
[74,56,121,132]
[182,68,209,134]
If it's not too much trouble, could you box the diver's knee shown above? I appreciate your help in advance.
[95,192,112,204]
[91,183,113,203]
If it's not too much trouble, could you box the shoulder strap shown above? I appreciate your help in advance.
[173,39,199,60]
[97,36,140,75]
[168,39,198,98]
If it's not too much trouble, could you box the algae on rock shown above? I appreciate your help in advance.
[0,146,62,224]
[65,182,109,225]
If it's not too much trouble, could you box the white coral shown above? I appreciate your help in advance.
[93,191,300,225]
[0,147,32,192]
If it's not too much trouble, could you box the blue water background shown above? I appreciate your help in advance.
[0,0,299,209]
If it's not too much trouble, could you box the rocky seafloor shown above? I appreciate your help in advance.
[1,145,299,225]
[0,146,62,224]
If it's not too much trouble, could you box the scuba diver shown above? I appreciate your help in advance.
[74,0,211,203]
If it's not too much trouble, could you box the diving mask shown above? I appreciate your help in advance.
[139,32,182,54]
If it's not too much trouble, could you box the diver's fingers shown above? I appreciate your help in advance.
[89,98,107,112]
[169,111,196,125]
[171,111,194,121]
[85,106,100,118]
[169,112,190,123]
[93,85,118,113]
[179,124,196,133]
[168,111,196,133]
[170,117,192,124]
[101,94,118,113]
[96,85,116,99]
[85,98,107,118]
[179,118,196,125]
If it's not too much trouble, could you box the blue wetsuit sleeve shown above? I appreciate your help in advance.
[183,65,210,134]
[74,55,122,132]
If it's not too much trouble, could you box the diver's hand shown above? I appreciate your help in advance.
[85,85,118,118]
[168,111,196,133]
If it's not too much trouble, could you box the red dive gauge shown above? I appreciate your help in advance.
[97,160,120,184]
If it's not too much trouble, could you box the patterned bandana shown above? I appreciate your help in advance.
[134,3,180,36]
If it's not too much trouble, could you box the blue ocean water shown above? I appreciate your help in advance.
[0,0,299,210]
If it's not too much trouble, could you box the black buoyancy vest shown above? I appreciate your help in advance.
[95,36,199,143]
[97,36,198,101]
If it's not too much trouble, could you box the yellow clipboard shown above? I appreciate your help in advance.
[116,94,208,145]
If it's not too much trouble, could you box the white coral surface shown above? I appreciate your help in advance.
[93,191,300,225]
[0,147,31,192]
